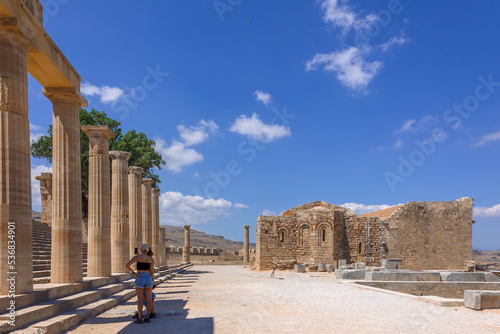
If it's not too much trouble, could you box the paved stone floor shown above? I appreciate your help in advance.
[66,266,500,334]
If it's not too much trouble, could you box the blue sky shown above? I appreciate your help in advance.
[28,0,500,249]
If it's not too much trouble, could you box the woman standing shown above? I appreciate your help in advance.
[126,243,155,324]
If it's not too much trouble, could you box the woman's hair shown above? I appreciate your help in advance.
[147,247,154,257]
[139,243,149,253]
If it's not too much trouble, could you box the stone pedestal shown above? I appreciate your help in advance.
[182,225,191,263]
[142,178,154,246]
[82,125,114,277]
[151,188,161,265]
[110,151,131,273]
[0,28,33,294]
[128,167,143,257]
[244,225,250,263]
[35,173,53,226]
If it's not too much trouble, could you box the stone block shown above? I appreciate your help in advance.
[318,262,325,272]
[294,264,306,273]
[464,290,500,310]
[355,262,365,270]
[416,272,441,281]
[386,258,403,269]
[365,272,419,281]
[441,272,486,282]
[326,264,334,272]
[334,269,366,280]
[338,260,347,268]
[486,272,500,282]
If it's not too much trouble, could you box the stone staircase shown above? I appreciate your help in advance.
[32,221,88,283]
[0,220,192,333]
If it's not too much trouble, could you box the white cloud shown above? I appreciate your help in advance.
[230,113,291,143]
[254,90,272,105]
[235,203,249,209]
[306,47,383,92]
[393,139,403,150]
[320,0,378,35]
[380,34,410,52]
[81,82,124,104]
[158,191,247,225]
[31,164,52,209]
[155,138,203,173]
[30,123,45,143]
[474,204,500,217]
[474,130,500,147]
[340,202,400,215]
[262,209,276,216]
[177,120,219,146]
[397,119,416,133]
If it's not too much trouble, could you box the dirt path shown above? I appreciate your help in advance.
[66,266,500,334]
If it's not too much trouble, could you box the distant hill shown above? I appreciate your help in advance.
[161,225,248,252]
[473,250,500,271]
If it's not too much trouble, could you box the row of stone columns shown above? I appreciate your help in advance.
[81,125,166,276]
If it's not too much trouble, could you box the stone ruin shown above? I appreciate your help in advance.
[255,198,474,271]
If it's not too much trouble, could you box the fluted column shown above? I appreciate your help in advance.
[110,151,131,273]
[244,225,250,263]
[82,125,114,277]
[0,28,33,294]
[182,225,191,263]
[151,188,161,265]
[142,178,154,246]
[159,227,167,267]
[128,166,143,257]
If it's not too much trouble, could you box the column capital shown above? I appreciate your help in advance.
[81,125,115,139]
[142,178,154,186]
[151,188,161,195]
[128,166,143,175]
[109,150,131,161]
[184,225,191,230]
[42,87,87,106]
[0,22,36,52]
[244,225,250,229]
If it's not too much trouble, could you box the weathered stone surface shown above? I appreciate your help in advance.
[464,290,500,310]
[35,173,52,226]
[440,272,486,282]
[243,225,250,263]
[183,225,191,263]
[335,269,366,280]
[386,258,402,269]
[128,166,143,257]
[142,178,154,246]
[355,262,365,270]
[485,272,500,282]
[294,264,306,273]
[151,188,161,265]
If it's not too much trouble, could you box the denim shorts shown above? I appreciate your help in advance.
[134,272,154,288]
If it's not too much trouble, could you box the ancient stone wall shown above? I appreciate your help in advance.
[382,198,473,270]
[344,217,381,266]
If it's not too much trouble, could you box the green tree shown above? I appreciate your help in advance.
[31,108,166,217]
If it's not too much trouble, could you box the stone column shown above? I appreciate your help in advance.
[142,178,154,246]
[128,166,143,257]
[0,28,33,294]
[244,225,250,263]
[110,151,131,273]
[35,173,53,226]
[151,188,161,265]
[160,227,167,267]
[182,225,191,263]
[82,125,114,277]
[44,89,84,284]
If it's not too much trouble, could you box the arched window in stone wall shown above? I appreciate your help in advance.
[299,225,310,246]
[317,224,330,246]
[278,229,287,244]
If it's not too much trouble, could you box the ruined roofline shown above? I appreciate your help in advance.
[281,201,356,217]
[359,197,474,219]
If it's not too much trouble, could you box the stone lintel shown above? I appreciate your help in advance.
[35,172,52,181]
[128,166,143,175]
[42,87,87,106]
[109,150,131,161]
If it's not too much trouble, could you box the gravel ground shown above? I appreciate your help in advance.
[66,265,500,334]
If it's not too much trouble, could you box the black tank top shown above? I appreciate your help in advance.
[137,262,150,270]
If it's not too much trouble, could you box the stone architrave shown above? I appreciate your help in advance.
[35,173,52,226]
[0,27,33,294]
[142,178,154,246]
[110,151,131,273]
[128,166,143,257]
[82,125,114,277]
[182,225,191,263]
[244,225,250,263]
[151,188,161,265]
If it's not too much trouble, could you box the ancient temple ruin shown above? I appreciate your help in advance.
[255,198,474,271]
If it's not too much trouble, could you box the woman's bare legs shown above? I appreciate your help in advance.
[144,287,153,319]
[135,287,144,320]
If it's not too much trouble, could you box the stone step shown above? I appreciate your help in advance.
[0,284,125,332]
[33,260,51,265]
[33,247,51,252]
[33,270,52,278]
[33,264,51,271]
[33,250,51,255]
